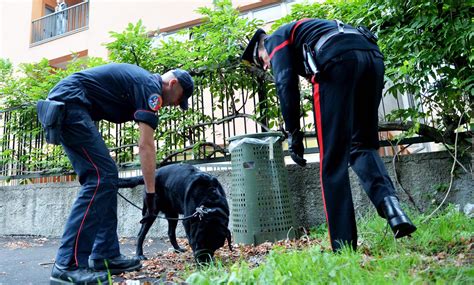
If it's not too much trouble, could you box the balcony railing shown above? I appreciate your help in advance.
[31,1,89,45]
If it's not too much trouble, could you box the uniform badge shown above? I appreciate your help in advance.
[148,94,162,111]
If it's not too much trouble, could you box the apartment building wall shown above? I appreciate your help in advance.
[0,0,260,65]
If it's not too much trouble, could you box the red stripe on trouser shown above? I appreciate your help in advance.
[74,147,101,266]
[312,79,332,247]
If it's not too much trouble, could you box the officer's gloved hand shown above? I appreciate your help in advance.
[140,192,157,224]
[288,129,307,167]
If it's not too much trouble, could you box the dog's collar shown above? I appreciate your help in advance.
[195,205,228,220]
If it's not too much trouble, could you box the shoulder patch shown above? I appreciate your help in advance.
[148,94,162,111]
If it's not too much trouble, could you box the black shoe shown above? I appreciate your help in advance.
[50,263,109,285]
[89,254,141,274]
[379,196,417,238]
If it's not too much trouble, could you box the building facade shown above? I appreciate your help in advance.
[0,0,308,67]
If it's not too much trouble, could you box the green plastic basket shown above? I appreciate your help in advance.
[229,132,296,245]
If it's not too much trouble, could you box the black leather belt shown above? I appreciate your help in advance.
[315,20,362,52]
[301,20,374,80]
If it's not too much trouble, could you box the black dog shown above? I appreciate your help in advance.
[118,164,232,263]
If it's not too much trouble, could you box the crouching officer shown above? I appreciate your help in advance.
[242,19,416,252]
[37,63,193,284]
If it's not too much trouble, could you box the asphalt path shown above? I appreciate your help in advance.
[0,235,169,285]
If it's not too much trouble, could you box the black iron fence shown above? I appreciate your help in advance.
[0,70,439,184]
[31,1,89,45]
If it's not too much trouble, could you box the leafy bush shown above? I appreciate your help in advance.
[274,0,473,144]
[104,0,279,163]
[0,56,106,173]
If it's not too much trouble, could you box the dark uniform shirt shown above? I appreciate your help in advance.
[264,18,380,132]
[48,63,161,129]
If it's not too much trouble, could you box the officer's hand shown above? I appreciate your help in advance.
[288,130,307,167]
[140,192,157,224]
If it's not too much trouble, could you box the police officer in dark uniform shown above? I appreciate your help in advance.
[242,19,416,252]
[39,63,193,284]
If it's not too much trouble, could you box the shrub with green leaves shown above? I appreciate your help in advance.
[0,56,106,173]
[104,0,280,163]
[274,0,473,145]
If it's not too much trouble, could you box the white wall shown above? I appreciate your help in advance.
[0,0,260,65]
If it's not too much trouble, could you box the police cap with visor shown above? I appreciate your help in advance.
[241,29,267,69]
[172,69,194,110]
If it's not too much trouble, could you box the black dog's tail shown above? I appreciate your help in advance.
[118,176,145,189]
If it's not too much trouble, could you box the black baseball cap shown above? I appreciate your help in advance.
[241,28,267,68]
[172,69,194,110]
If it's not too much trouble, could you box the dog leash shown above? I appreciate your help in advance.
[118,191,142,210]
[117,191,210,221]
[118,191,234,253]
[157,206,207,221]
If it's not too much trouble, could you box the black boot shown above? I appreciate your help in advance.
[50,263,109,285]
[379,196,417,238]
[89,254,141,274]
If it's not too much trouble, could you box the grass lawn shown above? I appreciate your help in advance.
[120,205,472,284]
[181,205,473,284]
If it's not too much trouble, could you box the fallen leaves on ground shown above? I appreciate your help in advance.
[119,234,328,283]
[5,241,33,249]
[117,236,474,284]
[33,237,49,244]
[3,237,50,249]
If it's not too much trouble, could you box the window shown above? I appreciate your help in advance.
[44,5,54,15]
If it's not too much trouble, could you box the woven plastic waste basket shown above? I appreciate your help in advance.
[228,132,297,245]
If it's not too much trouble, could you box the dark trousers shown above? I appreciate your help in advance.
[312,49,395,251]
[55,104,120,267]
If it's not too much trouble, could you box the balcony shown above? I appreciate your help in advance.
[31,1,89,46]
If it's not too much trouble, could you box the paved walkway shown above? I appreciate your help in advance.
[0,235,169,285]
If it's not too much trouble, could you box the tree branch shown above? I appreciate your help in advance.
[130,45,140,67]
[378,121,446,143]
[159,141,227,165]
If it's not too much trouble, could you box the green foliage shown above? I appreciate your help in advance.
[274,0,473,139]
[0,56,107,173]
[147,0,263,72]
[186,205,473,284]
[375,0,472,135]
[104,0,279,163]
[0,55,106,109]
[0,59,13,90]
[106,19,155,71]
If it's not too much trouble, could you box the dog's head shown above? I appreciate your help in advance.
[183,174,232,264]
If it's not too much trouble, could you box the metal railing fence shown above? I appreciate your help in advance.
[0,69,439,183]
[31,1,89,45]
